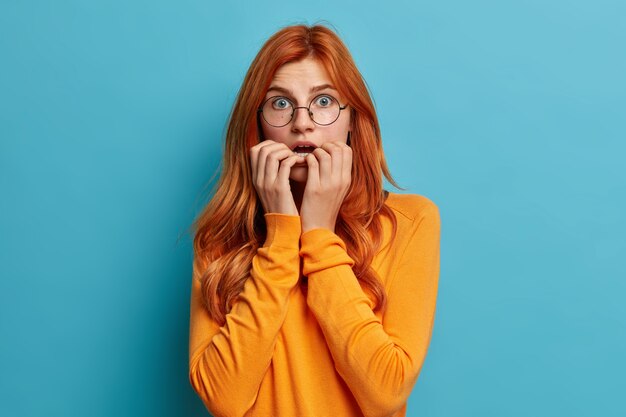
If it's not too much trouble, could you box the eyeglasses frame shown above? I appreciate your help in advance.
[257,93,348,127]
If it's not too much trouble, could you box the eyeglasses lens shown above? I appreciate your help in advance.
[262,95,340,126]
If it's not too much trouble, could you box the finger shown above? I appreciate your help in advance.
[305,152,320,188]
[256,142,285,185]
[276,154,300,184]
[321,142,343,179]
[264,147,296,184]
[250,140,276,180]
[311,147,331,185]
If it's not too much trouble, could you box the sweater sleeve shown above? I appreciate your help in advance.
[299,201,441,417]
[188,213,301,417]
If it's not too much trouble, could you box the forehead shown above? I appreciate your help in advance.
[270,57,333,91]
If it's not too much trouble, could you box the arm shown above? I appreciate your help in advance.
[188,213,301,417]
[299,202,441,417]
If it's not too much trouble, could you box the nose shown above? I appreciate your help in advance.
[291,106,315,132]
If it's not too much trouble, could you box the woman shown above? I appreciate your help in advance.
[188,23,441,417]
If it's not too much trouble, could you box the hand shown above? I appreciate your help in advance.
[249,140,300,215]
[300,141,352,233]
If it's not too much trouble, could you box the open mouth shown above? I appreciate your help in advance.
[293,145,316,157]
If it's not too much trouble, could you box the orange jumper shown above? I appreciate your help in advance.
[189,193,441,417]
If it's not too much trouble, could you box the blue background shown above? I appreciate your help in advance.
[1,1,624,416]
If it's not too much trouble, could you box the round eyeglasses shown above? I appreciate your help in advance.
[257,94,348,127]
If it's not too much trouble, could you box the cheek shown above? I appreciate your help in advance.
[262,124,288,143]
[334,123,351,142]
[336,115,351,141]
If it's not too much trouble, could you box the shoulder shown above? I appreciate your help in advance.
[384,191,440,224]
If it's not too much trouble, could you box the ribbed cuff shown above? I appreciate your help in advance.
[299,228,355,276]
[263,213,301,248]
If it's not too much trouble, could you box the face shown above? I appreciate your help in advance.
[259,57,351,183]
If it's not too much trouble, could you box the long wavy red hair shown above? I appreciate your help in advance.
[192,23,402,325]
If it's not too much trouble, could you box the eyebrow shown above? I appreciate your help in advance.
[266,84,337,96]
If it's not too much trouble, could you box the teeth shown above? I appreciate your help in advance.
[294,152,309,157]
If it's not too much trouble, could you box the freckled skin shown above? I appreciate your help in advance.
[260,57,352,184]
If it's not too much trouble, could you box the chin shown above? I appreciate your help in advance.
[289,166,308,183]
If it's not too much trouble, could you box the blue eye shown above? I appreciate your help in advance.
[315,95,334,107]
[271,97,291,110]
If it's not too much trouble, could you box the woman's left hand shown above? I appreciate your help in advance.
[300,141,352,233]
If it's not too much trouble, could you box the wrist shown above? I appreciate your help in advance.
[301,222,335,234]
[264,213,302,248]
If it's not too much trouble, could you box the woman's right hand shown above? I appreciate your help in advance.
[249,139,299,216]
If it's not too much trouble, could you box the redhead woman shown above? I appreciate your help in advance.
[188,23,441,417]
